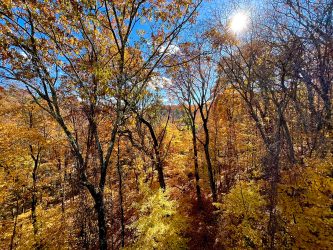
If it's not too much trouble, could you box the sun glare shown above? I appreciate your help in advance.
[230,12,249,34]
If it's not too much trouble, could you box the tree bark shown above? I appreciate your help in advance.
[28,111,39,243]
[202,118,217,202]
[155,152,166,190]
[31,162,40,250]
[117,139,125,247]
[10,199,19,250]
[93,192,107,250]
[31,160,38,237]
[191,123,202,209]
[139,116,166,190]
[280,113,296,164]
[267,150,280,250]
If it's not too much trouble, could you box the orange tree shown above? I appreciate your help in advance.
[0,0,202,249]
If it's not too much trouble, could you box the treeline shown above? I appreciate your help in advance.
[0,0,332,249]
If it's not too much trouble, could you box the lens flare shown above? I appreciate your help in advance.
[230,12,249,34]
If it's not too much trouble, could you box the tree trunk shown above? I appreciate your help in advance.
[202,120,217,202]
[93,192,107,250]
[191,124,202,209]
[58,156,66,213]
[267,152,279,250]
[281,114,296,164]
[266,126,282,250]
[155,151,166,190]
[31,157,39,250]
[204,144,217,202]
[109,175,115,250]
[139,116,166,190]
[117,139,125,247]
[28,112,39,246]
[10,199,19,250]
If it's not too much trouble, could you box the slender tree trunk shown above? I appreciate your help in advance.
[58,156,66,213]
[139,116,166,190]
[267,151,280,250]
[204,144,217,202]
[266,125,282,250]
[318,63,332,130]
[31,157,39,249]
[109,175,115,250]
[117,139,125,247]
[155,151,166,190]
[28,112,39,246]
[305,81,321,131]
[61,170,66,213]
[281,115,296,164]
[202,120,217,202]
[191,124,202,209]
[10,199,19,250]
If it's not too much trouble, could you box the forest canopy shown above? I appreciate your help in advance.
[0,0,332,249]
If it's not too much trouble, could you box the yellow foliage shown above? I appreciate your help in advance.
[127,185,188,250]
[278,154,333,249]
[0,204,75,249]
[217,180,268,249]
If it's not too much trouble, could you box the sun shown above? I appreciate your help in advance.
[230,12,249,34]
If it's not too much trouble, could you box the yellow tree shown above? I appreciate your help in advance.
[0,87,70,248]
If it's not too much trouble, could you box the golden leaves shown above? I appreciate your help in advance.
[129,185,189,250]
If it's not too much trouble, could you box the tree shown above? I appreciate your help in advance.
[0,1,202,249]
[168,40,220,202]
[214,25,298,249]
[276,0,333,131]
[167,44,203,207]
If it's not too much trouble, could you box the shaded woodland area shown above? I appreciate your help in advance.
[0,0,332,249]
